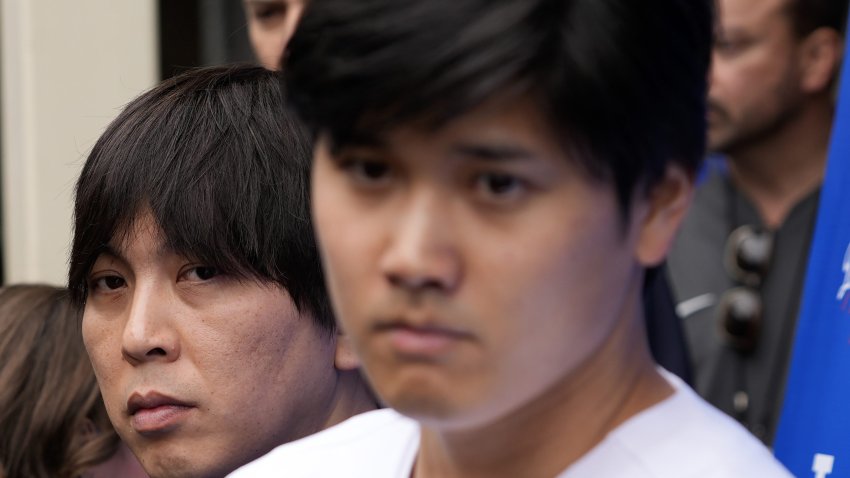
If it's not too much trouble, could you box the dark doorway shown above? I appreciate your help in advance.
[159,0,255,79]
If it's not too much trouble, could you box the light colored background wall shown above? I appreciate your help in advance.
[1,0,159,285]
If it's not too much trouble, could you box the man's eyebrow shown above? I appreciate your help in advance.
[451,143,538,162]
[341,133,386,149]
[330,134,387,155]
[96,238,175,266]
[94,244,126,266]
[716,24,756,40]
[244,0,285,6]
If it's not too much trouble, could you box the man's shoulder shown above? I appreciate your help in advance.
[587,372,792,477]
[229,409,420,478]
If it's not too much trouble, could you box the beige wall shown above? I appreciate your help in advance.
[1,0,158,285]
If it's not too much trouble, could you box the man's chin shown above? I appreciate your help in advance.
[707,130,735,156]
[134,448,223,478]
[389,390,510,433]
[391,393,456,421]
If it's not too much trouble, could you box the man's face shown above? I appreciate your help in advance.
[243,0,306,70]
[83,212,340,477]
[708,0,805,154]
[312,97,652,430]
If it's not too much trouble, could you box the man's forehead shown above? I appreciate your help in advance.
[717,0,792,34]
[107,212,171,259]
[328,95,554,152]
[329,89,548,146]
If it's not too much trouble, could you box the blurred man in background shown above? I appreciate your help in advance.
[668,0,847,444]
[243,0,307,69]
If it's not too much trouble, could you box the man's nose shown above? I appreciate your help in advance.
[121,282,180,365]
[379,190,462,295]
[708,49,725,92]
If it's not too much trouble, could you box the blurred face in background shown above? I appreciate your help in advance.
[244,0,307,70]
[707,0,805,155]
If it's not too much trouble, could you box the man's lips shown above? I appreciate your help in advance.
[375,322,475,358]
[127,391,195,434]
[706,101,728,125]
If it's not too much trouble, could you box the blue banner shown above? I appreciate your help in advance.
[773,24,850,478]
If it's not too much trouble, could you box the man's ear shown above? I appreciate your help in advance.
[334,330,361,371]
[634,163,694,267]
[799,27,843,94]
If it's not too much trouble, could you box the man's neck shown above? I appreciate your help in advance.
[321,369,381,430]
[413,284,673,478]
[724,102,832,228]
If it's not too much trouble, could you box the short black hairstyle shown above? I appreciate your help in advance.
[284,0,713,216]
[787,0,849,37]
[69,64,333,331]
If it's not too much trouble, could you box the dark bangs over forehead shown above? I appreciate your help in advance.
[69,65,333,330]
[285,0,713,214]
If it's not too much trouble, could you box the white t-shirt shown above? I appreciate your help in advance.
[230,371,792,477]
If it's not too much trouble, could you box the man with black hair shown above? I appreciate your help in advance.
[241,0,693,383]
[69,65,377,478]
[231,1,791,476]
[667,0,847,444]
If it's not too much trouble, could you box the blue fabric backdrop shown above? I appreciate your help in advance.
[773,21,850,478]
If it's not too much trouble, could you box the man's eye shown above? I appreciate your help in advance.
[183,266,220,282]
[714,38,748,56]
[250,3,287,21]
[342,159,392,184]
[92,275,126,292]
[474,173,526,199]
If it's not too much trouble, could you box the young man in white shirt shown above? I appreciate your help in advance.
[233,0,792,476]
